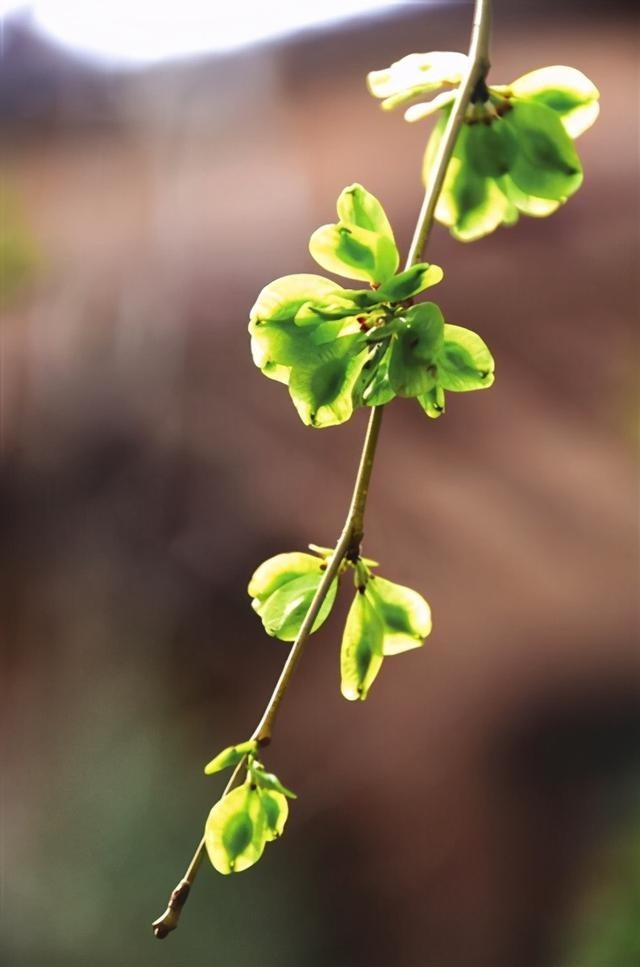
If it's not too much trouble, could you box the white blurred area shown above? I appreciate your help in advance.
[0,0,402,63]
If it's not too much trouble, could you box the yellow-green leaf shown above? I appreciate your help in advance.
[340,591,384,702]
[204,739,258,775]
[366,576,432,655]
[205,786,266,875]
[509,65,599,138]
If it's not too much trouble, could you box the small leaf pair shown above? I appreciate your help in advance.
[341,566,432,701]
[368,58,599,240]
[203,742,296,875]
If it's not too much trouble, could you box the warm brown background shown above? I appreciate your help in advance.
[1,2,638,966]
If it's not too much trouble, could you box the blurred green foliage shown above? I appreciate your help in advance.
[1,193,39,307]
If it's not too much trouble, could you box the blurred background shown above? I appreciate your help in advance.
[1,1,638,965]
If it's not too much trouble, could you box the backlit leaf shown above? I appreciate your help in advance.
[336,183,395,247]
[288,336,368,427]
[250,274,341,324]
[509,65,599,138]
[465,118,518,178]
[367,51,468,108]
[251,767,297,799]
[257,789,289,841]
[204,739,258,776]
[309,222,398,285]
[248,552,324,603]
[205,786,266,875]
[376,262,444,302]
[388,303,444,398]
[504,100,583,201]
[340,590,384,701]
[417,384,446,419]
[366,576,432,655]
[437,324,495,392]
[256,572,338,641]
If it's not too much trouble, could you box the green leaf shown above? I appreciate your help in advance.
[288,336,369,427]
[465,118,518,178]
[498,175,561,217]
[388,302,444,398]
[251,767,298,799]
[376,262,444,302]
[366,576,432,655]
[437,324,495,392]
[250,274,341,325]
[340,590,385,702]
[205,786,266,875]
[432,124,516,241]
[248,552,324,603]
[404,89,456,122]
[367,51,468,109]
[508,65,599,138]
[249,316,343,382]
[353,343,395,407]
[336,183,395,247]
[417,384,446,419]
[204,739,258,775]
[256,572,338,641]
[422,111,448,182]
[309,222,399,285]
[257,789,289,841]
[504,100,583,201]
[294,297,362,325]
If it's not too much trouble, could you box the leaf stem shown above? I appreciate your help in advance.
[152,0,491,939]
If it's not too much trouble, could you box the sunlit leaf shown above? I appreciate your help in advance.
[465,118,518,178]
[354,343,395,407]
[366,576,432,655]
[404,89,456,122]
[251,767,298,799]
[504,100,583,201]
[288,336,369,427]
[257,789,289,842]
[249,316,343,381]
[367,51,468,108]
[340,590,384,701]
[422,110,448,183]
[248,552,324,603]
[437,324,495,392]
[509,65,600,138]
[204,739,258,776]
[434,124,517,242]
[498,175,561,217]
[376,262,444,302]
[309,222,399,285]
[256,572,338,641]
[388,302,444,398]
[417,384,446,419]
[250,274,342,324]
[205,786,266,875]
[336,183,396,248]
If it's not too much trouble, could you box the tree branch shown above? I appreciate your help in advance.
[152,0,492,939]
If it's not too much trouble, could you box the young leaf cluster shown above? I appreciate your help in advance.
[368,56,599,240]
[249,547,432,702]
[249,184,494,426]
[203,742,296,875]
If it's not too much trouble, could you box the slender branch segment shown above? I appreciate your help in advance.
[152,0,492,938]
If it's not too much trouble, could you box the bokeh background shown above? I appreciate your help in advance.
[1,2,639,966]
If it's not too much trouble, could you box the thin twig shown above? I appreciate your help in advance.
[152,0,492,938]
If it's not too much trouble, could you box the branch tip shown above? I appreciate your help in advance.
[152,879,191,939]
